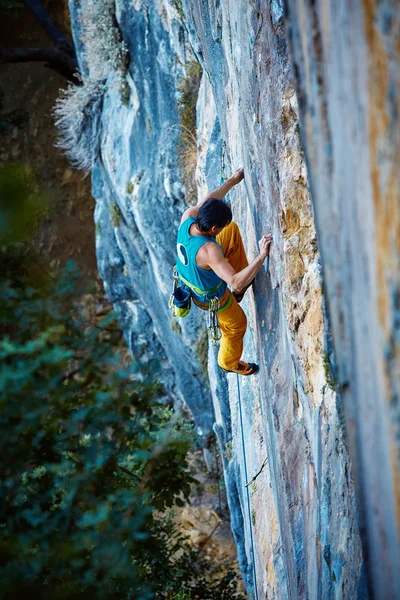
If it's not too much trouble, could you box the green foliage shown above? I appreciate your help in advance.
[225,441,233,461]
[126,181,134,194]
[178,62,202,136]
[195,328,208,377]
[171,0,185,21]
[171,319,182,335]
[0,260,197,598]
[110,201,123,227]
[0,165,246,600]
[0,164,49,290]
[322,351,337,391]
[0,164,47,246]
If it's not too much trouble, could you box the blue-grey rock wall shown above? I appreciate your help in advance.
[286,2,400,598]
[288,0,400,599]
[65,0,382,598]
[184,1,365,598]
[69,0,215,439]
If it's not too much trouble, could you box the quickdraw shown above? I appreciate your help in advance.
[208,297,222,344]
[168,266,179,310]
[219,141,228,185]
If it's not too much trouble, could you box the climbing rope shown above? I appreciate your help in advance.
[236,374,259,600]
[218,141,260,598]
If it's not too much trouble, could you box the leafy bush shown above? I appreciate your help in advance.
[0,262,197,599]
[0,166,246,600]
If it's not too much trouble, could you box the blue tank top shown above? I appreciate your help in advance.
[176,217,227,301]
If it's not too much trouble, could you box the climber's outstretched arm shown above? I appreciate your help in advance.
[180,168,244,224]
[205,234,272,293]
[201,167,244,204]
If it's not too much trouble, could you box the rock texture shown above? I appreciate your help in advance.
[183,1,365,597]
[65,0,400,597]
[286,2,400,597]
[69,0,215,438]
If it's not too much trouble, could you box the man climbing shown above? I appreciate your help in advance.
[176,167,272,375]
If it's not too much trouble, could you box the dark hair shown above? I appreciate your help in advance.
[195,198,232,232]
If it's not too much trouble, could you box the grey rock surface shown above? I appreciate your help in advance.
[184,1,365,598]
[64,0,400,598]
[286,1,400,597]
[69,0,214,439]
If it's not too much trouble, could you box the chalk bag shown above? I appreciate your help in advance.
[169,267,191,318]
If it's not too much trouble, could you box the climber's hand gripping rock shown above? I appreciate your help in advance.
[259,234,273,261]
[230,167,245,185]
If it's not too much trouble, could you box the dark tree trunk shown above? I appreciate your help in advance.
[0,0,81,83]
[0,48,80,83]
[22,0,76,58]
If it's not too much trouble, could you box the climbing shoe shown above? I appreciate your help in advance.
[232,279,255,303]
[221,361,259,376]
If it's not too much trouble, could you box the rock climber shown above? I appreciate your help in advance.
[175,167,272,376]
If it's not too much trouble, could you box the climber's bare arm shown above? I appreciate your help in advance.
[205,234,272,293]
[202,167,244,202]
[180,168,245,224]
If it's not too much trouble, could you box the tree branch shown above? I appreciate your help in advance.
[22,0,76,58]
[0,48,79,83]
[117,465,142,482]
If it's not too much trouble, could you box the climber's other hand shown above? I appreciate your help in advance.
[230,167,244,185]
[259,234,273,260]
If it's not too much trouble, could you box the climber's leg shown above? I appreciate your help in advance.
[216,221,253,301]
[192,291,257,375]
[217,295,247,370]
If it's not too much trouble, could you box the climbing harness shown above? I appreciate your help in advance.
[170,266,223,341]
[170,141,231,328]
[236,373,259,600]
[207,297,222,344]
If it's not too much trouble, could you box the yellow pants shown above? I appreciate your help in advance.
[194,221,249,370]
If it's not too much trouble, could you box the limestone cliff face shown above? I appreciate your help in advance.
[183,2,364,598]
[69,0,215,438]
[286,2,400,598]
[64,0,394,598]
